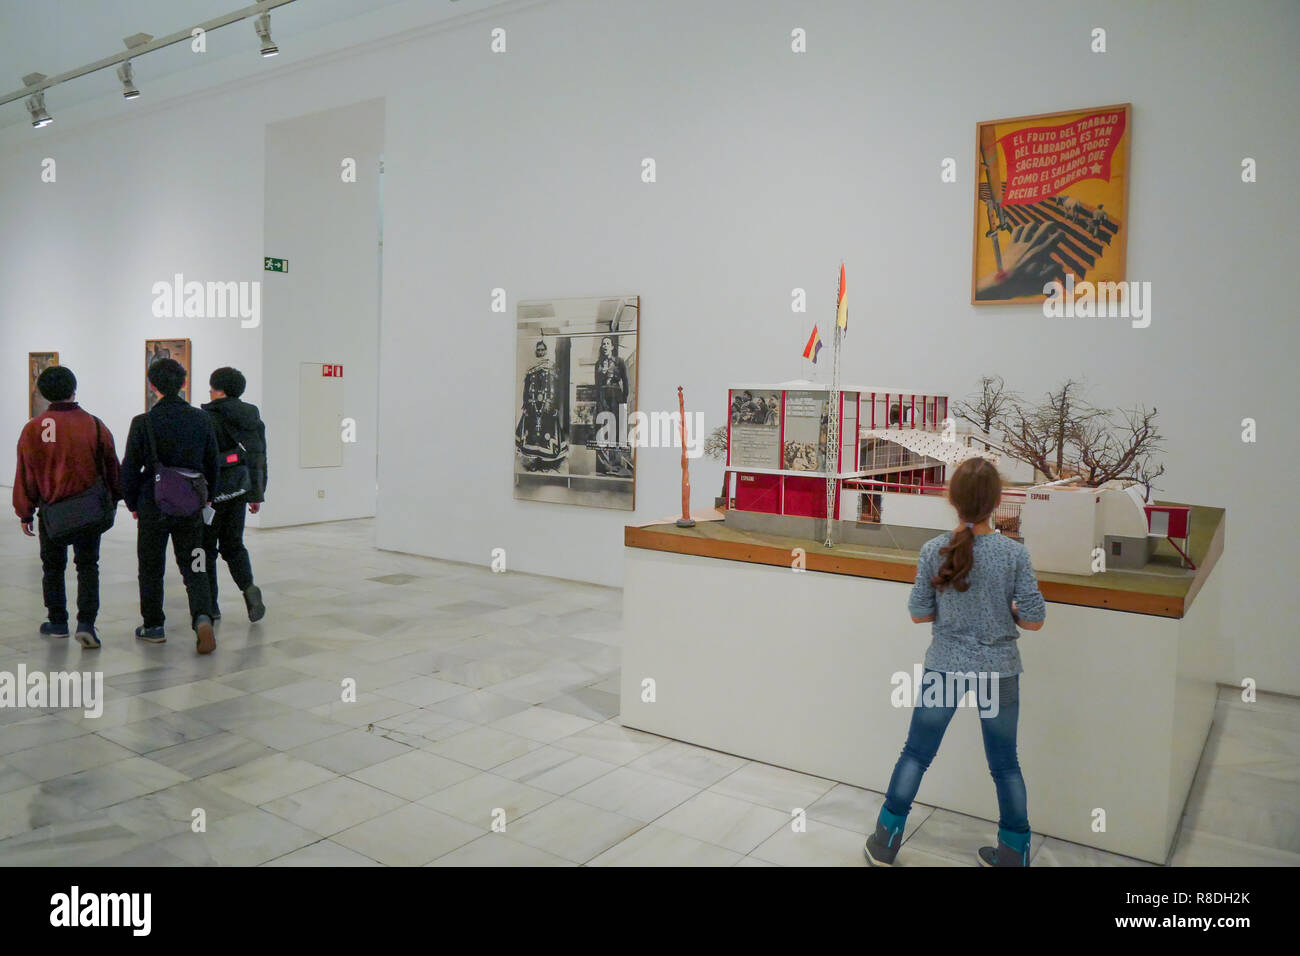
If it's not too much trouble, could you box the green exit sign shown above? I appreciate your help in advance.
[264,257,289,273]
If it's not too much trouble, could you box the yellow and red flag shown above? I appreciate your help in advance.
[836,263,848,331]
[802,325,823,363]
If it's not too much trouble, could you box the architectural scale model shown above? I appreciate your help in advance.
[722,381,1192,576]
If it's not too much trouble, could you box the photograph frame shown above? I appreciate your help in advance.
[28,352,59,419]
[145,338,192,409]
[513,295,640,512]
[970,102,1132,306]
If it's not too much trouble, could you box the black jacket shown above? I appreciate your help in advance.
[121,396,220,512]
[202,397,268,503]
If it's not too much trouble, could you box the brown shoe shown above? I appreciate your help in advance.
[195,615,217,655]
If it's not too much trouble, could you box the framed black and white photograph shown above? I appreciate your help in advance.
[514,295,639,510]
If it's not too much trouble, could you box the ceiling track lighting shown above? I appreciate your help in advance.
[117,62,140,99]
[2,0,299,128]
[25,88,52,128]
[254,12,279,57]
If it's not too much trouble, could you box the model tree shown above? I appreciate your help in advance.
[705,425,730,502]
[951,374,1019,435]
[995,379,1164,487]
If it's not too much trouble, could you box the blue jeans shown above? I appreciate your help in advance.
[882,670,1029,841]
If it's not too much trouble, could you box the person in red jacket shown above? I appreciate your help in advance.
[13,366,122,648]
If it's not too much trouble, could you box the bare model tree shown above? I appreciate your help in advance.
[995,380,1163,487]
[1132,453,1166,502]
[952,375,1019,434]
[705,424,730,502]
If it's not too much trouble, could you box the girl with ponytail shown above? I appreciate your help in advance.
[865,457,1047,868]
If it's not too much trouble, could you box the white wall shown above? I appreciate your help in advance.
[376,0,1300,695]
[1,0,1297,693]
[261,99,383,527]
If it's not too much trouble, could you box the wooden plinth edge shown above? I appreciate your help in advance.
[624,521,1225,620]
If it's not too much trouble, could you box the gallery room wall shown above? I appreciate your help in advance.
[0,0,1295,695]
[374,0,1299,694]
[260,99,383,528]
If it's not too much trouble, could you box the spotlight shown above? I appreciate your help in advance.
[25,89,52,128]
[254,13,278,57]
[117,62,140,99]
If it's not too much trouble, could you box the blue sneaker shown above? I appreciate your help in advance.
[135,624,166,643]
[75,622,101,649]
[40,621,70,638]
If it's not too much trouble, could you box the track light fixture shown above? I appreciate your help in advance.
[254,13,279,57]
[117,62,140,99]
[22,74,52,127]
[2,1,298,127]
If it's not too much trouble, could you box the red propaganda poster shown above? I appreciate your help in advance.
[971,103,1131,304]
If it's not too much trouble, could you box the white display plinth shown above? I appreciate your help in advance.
[620,543,1224,864]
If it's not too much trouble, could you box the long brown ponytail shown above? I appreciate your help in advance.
[932,457,1002,593]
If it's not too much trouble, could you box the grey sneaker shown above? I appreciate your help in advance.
[864,821,904,866]
[978,835,1031,867]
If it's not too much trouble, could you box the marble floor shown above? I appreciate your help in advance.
[0,516,1296,867]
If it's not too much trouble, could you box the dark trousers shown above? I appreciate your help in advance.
[137,506,213,630]
[38,519,102,627]
[202,500,254,611]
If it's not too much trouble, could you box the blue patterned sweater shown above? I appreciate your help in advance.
[907,532,1047,677]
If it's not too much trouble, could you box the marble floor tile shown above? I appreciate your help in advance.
[0,759,36,796]
[539,687,621,722]
[750,818,873,867]
[1169,827,1300,866]
[588,824,743,867]
[427,833,575,867]
[349,749,480,801]
[332,803,483,866]
[708,761,836,813]
[40,755,190,810]
[426,725,544,771]
[4,734,137,783]
[550,721,669,766]
[1035,836,1156,867]
[138,679,248,711]
[492,746,620,795]
[233,712,350,751]
[289,727,413,774]
[506,797,645,864]
[0,818,144,866]
[427,689,533,724]
[147,732,272,778]
[263,839,383,866]
[260,776,407,836]
[626,740,749,789]
[568,766,699,823]
[161,808,320,866]
[487,705,598,743]
[0,714,92,756]
[204,752,337,805]
[0,783,94,840]
[373,675,468,707]
[654,790,791,854]
[97,710,224,755]
[417,772,556,830]
[106,780,258,840]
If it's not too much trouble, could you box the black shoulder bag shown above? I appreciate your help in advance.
[40,417,117,544]
[212,416,251,504]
